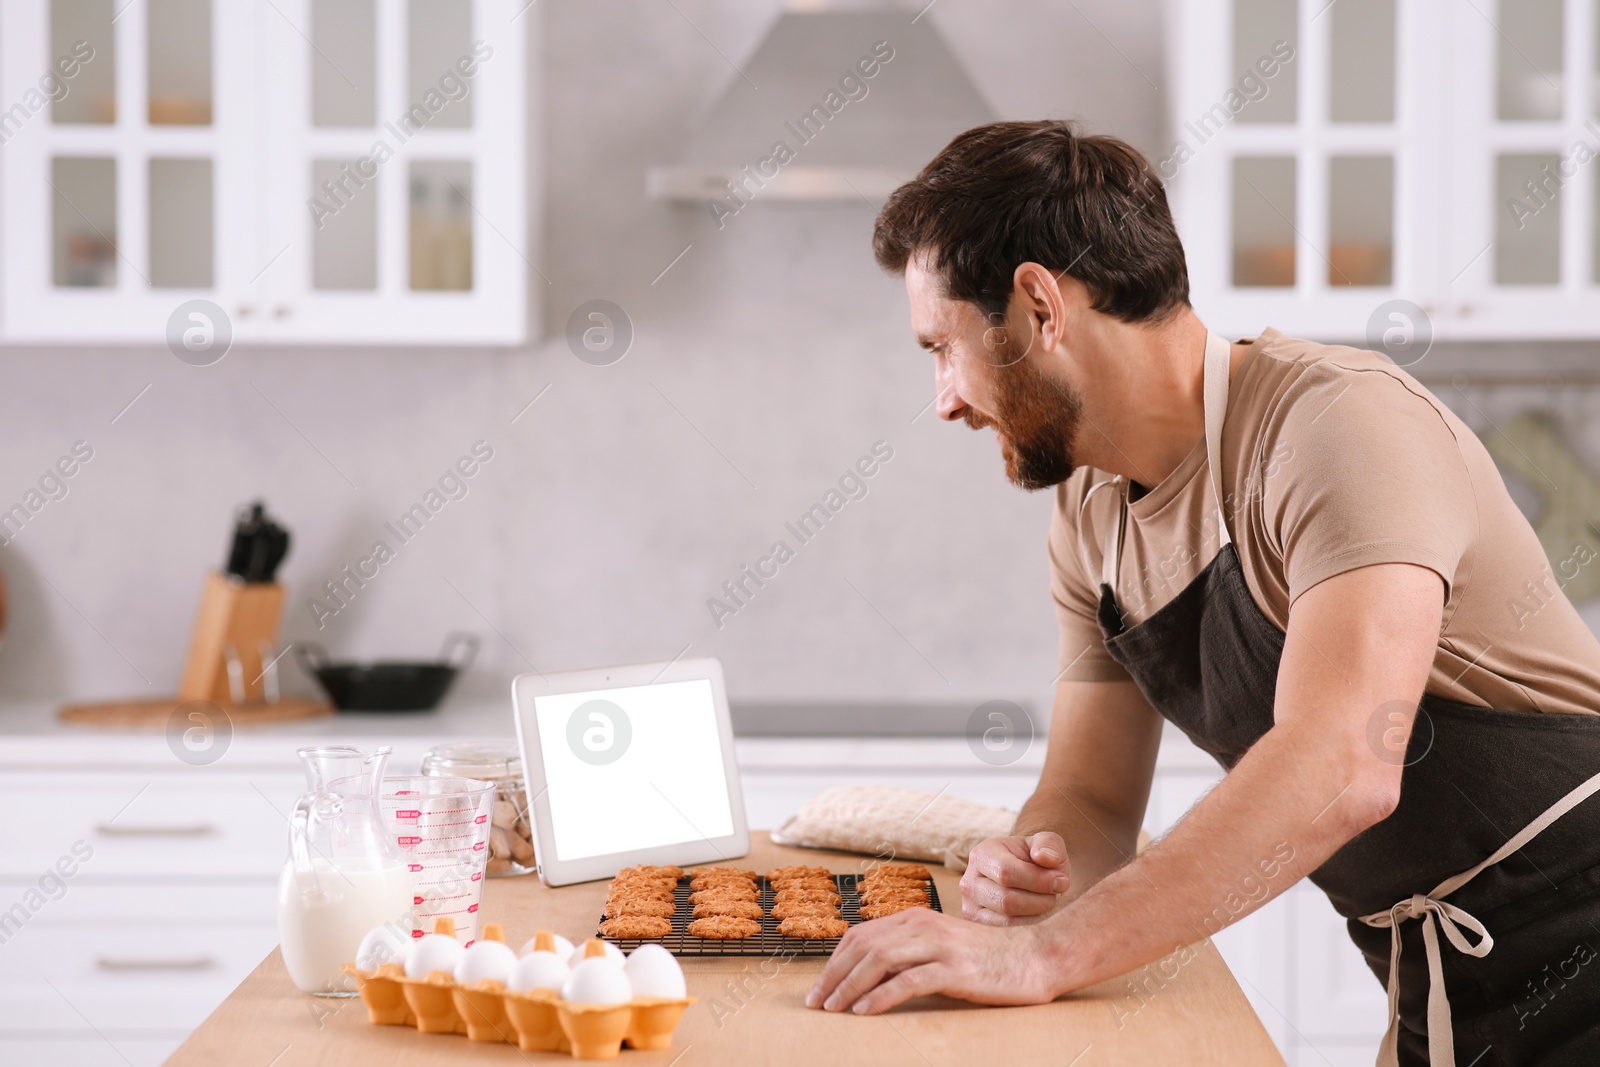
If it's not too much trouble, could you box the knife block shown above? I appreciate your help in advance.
[178,571,285,704]
[57,570,331,728]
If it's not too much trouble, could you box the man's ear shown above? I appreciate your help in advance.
[1013,262,1067,354]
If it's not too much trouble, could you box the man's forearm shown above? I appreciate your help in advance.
[1013,784,1142,902]
[1034,719,1388,994]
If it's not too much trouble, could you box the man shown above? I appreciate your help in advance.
[808,121,1600,1066]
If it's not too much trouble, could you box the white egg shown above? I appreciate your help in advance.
[518,932,575,965]
[404,932,464,979]
[624,943,685,999]
[454,938,518,986]
[507,950,570,993]
[354,923,412,972]
[561,957,633,1006]
[572,940,627,966]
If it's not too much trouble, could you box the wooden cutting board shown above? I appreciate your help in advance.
[57,696,331,728]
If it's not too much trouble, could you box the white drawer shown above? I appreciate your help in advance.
[0,915,277,1032]
[12,884,278,924]
[0,1036,185,1067]
[0,772,302,878]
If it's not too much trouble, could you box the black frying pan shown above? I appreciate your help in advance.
[296,632,478,711]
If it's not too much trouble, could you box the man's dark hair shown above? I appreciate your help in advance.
[872,120,1189,324]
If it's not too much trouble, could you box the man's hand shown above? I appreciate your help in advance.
[805,907,1060,1015]
[960,832,1070,925]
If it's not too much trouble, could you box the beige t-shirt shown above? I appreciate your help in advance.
[1049,328,1600,715]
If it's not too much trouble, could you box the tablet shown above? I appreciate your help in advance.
[511,657,749,886]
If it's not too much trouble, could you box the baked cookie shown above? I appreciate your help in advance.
[864,883,928,902]
[857,878,928,896]
[604,896,676,919]
[607,888,675,907]
[618,865,683,880]
[858,877,927,894]
[771,900,839,920]
[689,885,757,903]
[772,874,836,888]
[691,899,763,920]
[869,863,931,880]
[610,878,676,893]
[690,867,758,881]
[773,887,841,904]
[599,915,672,939]
[689,874,758,892]
[778,916,848,939]
[859,900,932,920]
[765,865,832,881]
[609,880,677,898]
[687,916,760,939]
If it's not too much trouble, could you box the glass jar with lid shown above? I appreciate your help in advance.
[421,740,534,877]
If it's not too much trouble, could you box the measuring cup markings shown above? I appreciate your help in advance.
[381,776,494,945]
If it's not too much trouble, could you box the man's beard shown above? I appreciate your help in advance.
[965,358,1082,491]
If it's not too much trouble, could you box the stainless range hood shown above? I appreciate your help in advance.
[648,0,995,204]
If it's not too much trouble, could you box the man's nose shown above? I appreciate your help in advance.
[934,367,965,422]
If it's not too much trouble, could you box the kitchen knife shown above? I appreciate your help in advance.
[224,502,291,583]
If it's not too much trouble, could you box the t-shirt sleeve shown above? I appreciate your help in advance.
[1049,482,1133,682]
[1263,364,1474,606]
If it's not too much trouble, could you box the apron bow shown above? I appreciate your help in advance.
[1350,768,1600,1066]
[1359,893,1493,1067]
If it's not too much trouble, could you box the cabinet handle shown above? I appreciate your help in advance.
[236,304,254,318]
[96,956,217,972]
[273,305,292,319]
[93,822,217,837]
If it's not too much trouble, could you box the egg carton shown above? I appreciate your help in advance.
[343,919,695,1060]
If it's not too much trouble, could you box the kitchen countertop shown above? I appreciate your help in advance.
[0,699,1221,772]
[163,833,1285,1066]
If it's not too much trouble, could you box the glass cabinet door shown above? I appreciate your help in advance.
[1444,0,1600,337]
[1170,0,1600,341]
[258,0,526,344]
[1168,0,1416,341]
[0,0,526,345]
[1,0,254,342]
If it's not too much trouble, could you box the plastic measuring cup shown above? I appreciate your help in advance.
[379,775,496,945]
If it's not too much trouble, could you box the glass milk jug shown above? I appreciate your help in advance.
[276,746,413,996]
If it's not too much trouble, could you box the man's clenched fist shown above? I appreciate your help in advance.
[960,832,1070,926]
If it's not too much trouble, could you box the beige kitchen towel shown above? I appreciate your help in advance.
[769,784,1015,871]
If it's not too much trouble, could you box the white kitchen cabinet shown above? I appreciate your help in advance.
[0,0,527,346]
[0,731,443,1067]
[0,1039,181,1067]
[1292,881,1390,1047]
[0,772,301,876]
[1166,0,1600,341]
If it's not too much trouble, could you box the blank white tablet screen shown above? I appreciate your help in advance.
[532,678,734,862]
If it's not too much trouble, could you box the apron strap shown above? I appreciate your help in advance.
[1358,766,1600,1067]
[1202,331,1233,551]
[1096,332,1234,596]
[1079,475,1126,592]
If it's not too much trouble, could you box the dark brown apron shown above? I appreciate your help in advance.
[1090,333,1600,1067]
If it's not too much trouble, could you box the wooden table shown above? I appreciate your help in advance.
[167,834,1285,1066]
